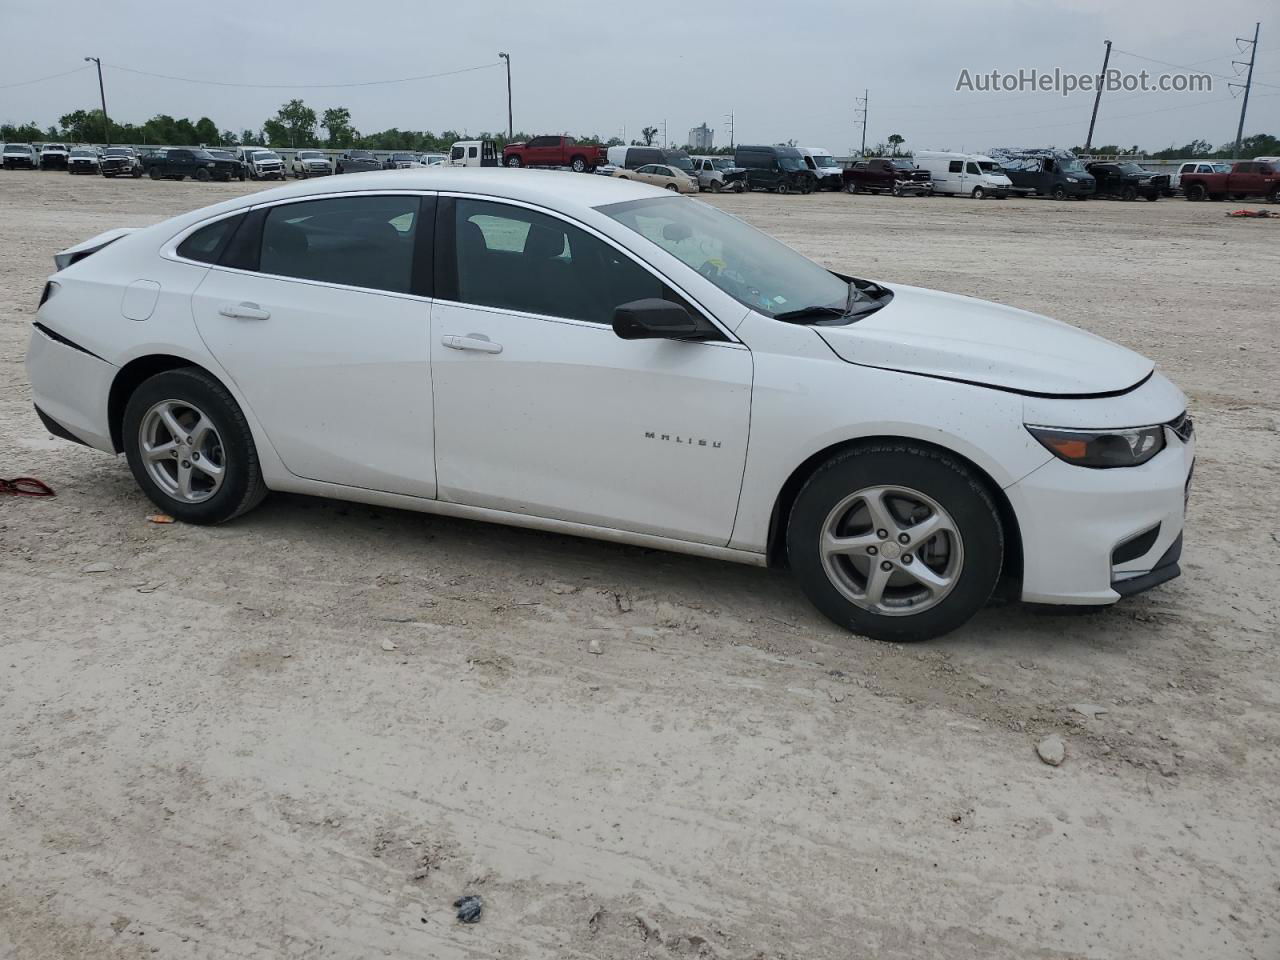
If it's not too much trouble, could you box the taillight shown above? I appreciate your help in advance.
[38,281,59,307]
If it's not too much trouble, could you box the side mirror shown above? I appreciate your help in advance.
[612,299,707,341]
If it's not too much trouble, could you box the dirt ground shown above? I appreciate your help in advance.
[1,172,1277,960]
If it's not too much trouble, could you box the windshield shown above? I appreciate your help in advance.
[392,153,416,161]
[779,157,805,172]
[711,158,735,170]
[251,151,279,160]
[350,151,372,159]
[978,161,1004,174]
[1117,163,1148,176]
[193,150,216,160]
[70,149,96,157]
[297,151,323,159]
[665,155,694,172]
[3,145,29,153]
[1059,158,1086,174]
[810,155,836,168]
[1212,163,1230,173]
[44,144,67,151]
[597,196,853,319]
[207,150,232,158]
[104,147,132,157]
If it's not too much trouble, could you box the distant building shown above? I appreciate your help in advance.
[688,123,714,151]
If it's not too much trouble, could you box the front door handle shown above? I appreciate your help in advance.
[218,302,271,321]
[442,334,503,354]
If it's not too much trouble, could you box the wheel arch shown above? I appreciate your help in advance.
[108,354,218,453]
[763,434,1023,593]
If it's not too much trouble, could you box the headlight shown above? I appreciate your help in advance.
[1026,424,1165,468]
[1066,177,1078,183]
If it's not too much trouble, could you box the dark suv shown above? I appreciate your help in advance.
[1084,162,1167,201]
[733,145,817,194]
[101,146,144,178]
[336,150,381,174]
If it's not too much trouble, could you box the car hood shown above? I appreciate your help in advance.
[815,283,1153,396]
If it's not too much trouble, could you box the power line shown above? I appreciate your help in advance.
[0,65,91,90]
[1111,47,1280,91]
[100,60,502,90]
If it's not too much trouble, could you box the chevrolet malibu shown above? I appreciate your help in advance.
[25,170,1193,641]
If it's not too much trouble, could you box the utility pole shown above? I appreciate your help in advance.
[1230,23,1260,160]
[855,90,868,157]
[723,111,734,150]
[1084,39,1112,153]
[84,56,110,147]
[498,52,512,139]
[661,118,668,148]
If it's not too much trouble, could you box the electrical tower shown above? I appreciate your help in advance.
[1230,22,1261,160]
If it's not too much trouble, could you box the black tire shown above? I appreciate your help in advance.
[1121,185,1137,201]
[844,181,857,194]
[1052,186,1067,201]
[774,184,788,194]
[570,156,587,173]
[122,367,267,525]
[972,186,985,199]
[1145,193,1158,202]
[149,167,162,180]
[506,155,522,167]
[1269,187,1280,204]
[1185,183,1205,201]
[132,168,142,178]
[710,180,722,193]
[786,443,1003,642]
[665,183,679,191]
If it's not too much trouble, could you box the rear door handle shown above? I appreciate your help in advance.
[218,302,271,321]
[442,334,502,354]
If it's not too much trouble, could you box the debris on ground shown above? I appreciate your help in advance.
[380,639,398,652]
[1226,208,1276,218]
[1071,703,1108,720]
[146,514,174,524]
[588,637,603,655]
[453,895,483,923]
[81,561,112,574]
[1037,735,1066,766]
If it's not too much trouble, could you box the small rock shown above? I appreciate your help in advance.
[380,639,398,652]
[827,689,846,703]
[81,561,112,574]
[482,718,507,732]
[587,637,603,655]
[1071,703,1108,719]
[453,894,483,923]
[1037,735,1066,767]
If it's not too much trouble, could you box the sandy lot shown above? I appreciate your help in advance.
[1,173,1277,960]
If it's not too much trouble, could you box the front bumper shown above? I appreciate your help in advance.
[1007,418,1194,605]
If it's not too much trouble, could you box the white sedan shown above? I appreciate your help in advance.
[25,170,1194,641]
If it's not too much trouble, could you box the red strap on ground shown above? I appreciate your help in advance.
[0,477,56,497]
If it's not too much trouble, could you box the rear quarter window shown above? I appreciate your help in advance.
[176,214,245,264]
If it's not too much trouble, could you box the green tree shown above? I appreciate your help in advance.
[263,99,318,148]
[194,117,220,145]
[641,125,658,146]
[887,133,905,156]
[240,129,260,146]
[220,130,239,146]
[321,106,355,148]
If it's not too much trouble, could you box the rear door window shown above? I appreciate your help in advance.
[258,194,421,294]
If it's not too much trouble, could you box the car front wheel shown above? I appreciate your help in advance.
[123,368,267,525]
[786,443,1003,642]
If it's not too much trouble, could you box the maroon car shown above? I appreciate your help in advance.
[503,136,607,173]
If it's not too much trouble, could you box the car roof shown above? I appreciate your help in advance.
[152,169,671,238]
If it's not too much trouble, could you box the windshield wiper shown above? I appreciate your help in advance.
[773,305,848,323]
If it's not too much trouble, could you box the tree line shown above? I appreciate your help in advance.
[4,101,1278,160]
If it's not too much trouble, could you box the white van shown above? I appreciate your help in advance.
[914,151,1012,198]
[798,146,843,190]
[447,140,498,167]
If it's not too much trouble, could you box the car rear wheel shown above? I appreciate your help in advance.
[149,168,161,180]
[1185,183,1206,201]
[1052,186,1067,201]
[570,156,587,173]
[786,443,1003,642]
[1269,187,1280,204]
[844,182,858,194]
[506,156,522,167]
[1121,185,1137,201]
[123,368,267,525]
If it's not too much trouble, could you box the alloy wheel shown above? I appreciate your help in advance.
[819,485,964,616]
[138,399,226,503]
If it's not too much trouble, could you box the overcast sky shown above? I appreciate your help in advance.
[4,0,1277,153]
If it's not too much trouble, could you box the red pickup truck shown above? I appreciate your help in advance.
[1181,160,1280,203]
[503,136,607,173]
[842,157,933,196]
